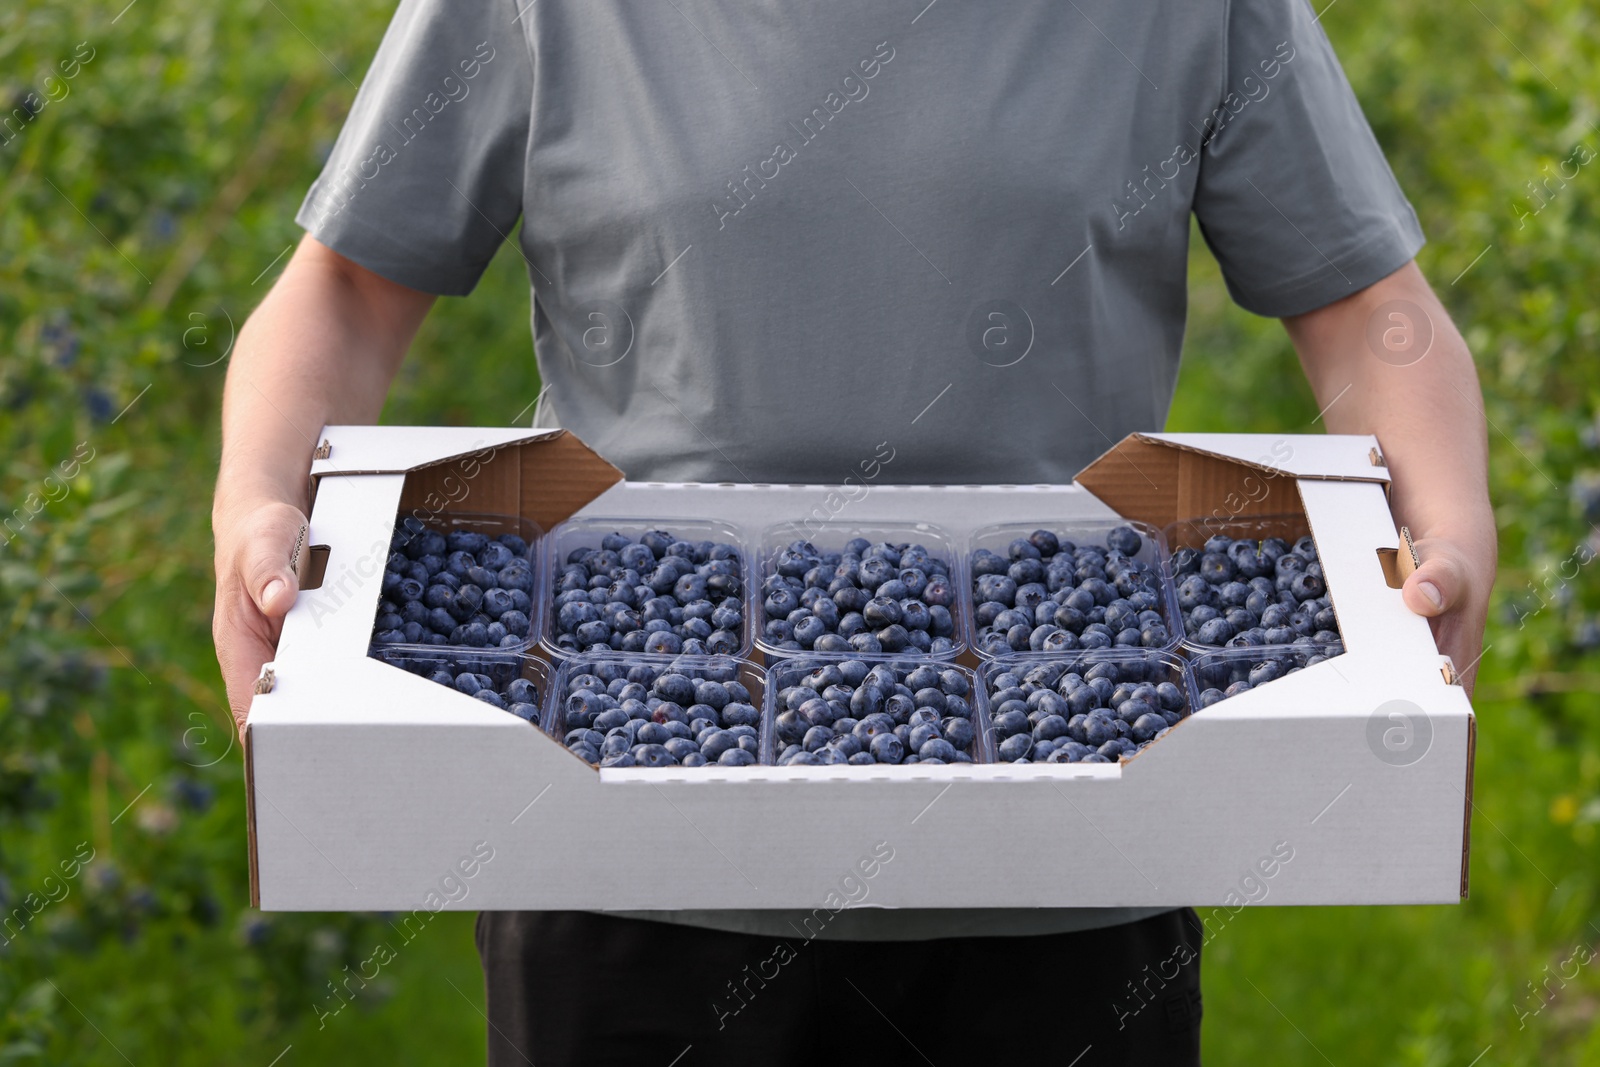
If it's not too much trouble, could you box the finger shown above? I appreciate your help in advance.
[1401,547,1468,619]
[218,610,281,732]
[241,510,308,618]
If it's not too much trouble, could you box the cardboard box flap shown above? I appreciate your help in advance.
[313,426,625,534]
[1075,433,1388,529]
[310,425,564,477]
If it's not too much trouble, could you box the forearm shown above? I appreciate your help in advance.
[210,237,433,723]
[1286,263,1492,537]
[1285,260,1496,683]
[214,236,431,517]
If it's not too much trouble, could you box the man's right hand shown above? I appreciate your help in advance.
[212,499,309,734]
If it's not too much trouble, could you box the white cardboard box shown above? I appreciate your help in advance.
[245,427,1475,912]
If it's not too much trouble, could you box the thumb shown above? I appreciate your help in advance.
[242,507,308,618]
[1401,544,1467,619]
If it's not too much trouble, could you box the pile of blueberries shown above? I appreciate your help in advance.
[762,539,958,656]
[373,519,535,648]
[985,655,1188,764]
[550,530,744,656]
[1193,645,1342,707]
[381,654,544,722]
[970,526,1171,657]
[1172,533,1342,649]
[557,656,760,768]
[772,660,977,766]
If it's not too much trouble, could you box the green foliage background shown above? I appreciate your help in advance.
[1,0,1596,1062]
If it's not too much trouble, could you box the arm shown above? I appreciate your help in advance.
[1283,260,1497,692]
[212,235,435,730]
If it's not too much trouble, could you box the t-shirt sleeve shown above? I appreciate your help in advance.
[1192,0,1424,317]
[294,0,532,296]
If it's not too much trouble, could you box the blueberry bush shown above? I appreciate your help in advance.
[2,0,1596,1063]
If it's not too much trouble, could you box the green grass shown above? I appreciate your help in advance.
[3,0,1599,1062]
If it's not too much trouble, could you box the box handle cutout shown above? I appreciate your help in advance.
[1375,526,1420,589]
[312,439,332,460]
[298,545,331,591]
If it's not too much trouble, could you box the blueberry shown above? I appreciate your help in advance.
[643,630,681,655]
[998,733,1033,761]
[598,716,633,751]
[826,732,862,759]
[972,550,1007,577]
[690,729,732,761]
[1199,552,1237,585]
[862,596,904,629]
[630,744,673,768]
[477,542,516,570]
[1106,526,1143,556]
[854,732,898,763]
[904,721,938,752]
[1083,715,1117,746]
[992,708,1030,739]
[557,739,599,763]
[722,702,760,728]
[636,721,673,745]
[1030,529,1064,556]
[1131,713,1166,742]
[1032,714,1070,742]
[679,681,723,712]
[802,725,836,753]
[1291,572,1326,600]
[443,531,485,557]
[854,713,896,740]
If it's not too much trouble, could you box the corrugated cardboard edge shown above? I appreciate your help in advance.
[244,721,260,909]
[1461,712,1476,899]
[1398,526,1420,583]
[306,427,569,513]
[1138,432,1391,483]
[310,426,566,479]
[1076,432,1391,498]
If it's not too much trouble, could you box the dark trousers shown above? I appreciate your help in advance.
[476,909,1203,1066]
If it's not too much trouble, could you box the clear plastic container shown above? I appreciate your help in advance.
[963,519,1180,661]
[370,648,551,724]
[370,511,543,655]
[538,518,755,662]
[1187,642,1346,708]
[1161,513,1342,654]
[761,656,983,767]
[975,649,1195,765]
[546,652,766,768]
[755,520,966,662]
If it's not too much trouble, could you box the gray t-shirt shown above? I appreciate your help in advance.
[299,0,1421,939]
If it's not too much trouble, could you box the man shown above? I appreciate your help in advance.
[212,0,1494,1061]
